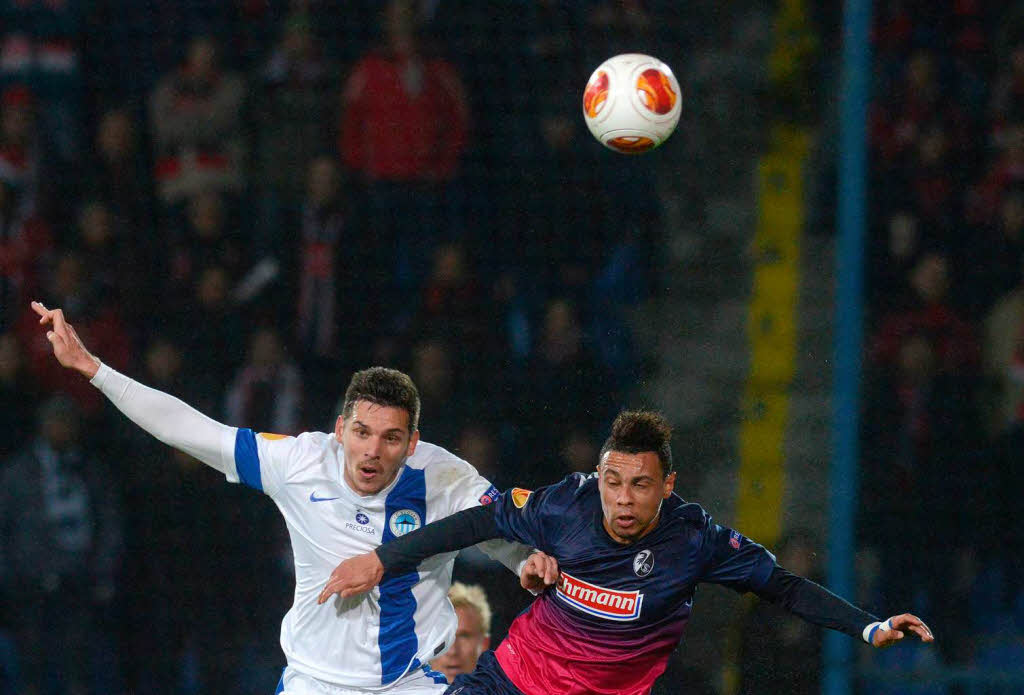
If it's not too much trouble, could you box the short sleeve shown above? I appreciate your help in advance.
[226,428,302,497]
[697,519,777,593]
[490,474,588,552]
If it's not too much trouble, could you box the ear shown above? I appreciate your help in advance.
[406,429,420,457]
[334,415,345,441]
[663,471,677,498]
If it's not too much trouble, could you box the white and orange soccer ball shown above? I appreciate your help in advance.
[582,53,681,154]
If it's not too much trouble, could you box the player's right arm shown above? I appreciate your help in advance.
[318,479,569,602]
[32,301,237,477]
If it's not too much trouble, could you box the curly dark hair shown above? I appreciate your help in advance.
[342,367,421,432]
[599,410,673,475]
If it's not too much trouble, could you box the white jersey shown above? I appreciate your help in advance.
[89,364,529,690]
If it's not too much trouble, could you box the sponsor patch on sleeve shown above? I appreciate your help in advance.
[479,484,500,506]
[729,530,742,549]
[258,432,291,441]
[511,488,533,509]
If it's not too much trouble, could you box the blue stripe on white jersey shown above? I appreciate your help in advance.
[235,428,262,491]
[378,466,428,684]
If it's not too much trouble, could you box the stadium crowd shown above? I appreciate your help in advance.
[857,0,1024,691]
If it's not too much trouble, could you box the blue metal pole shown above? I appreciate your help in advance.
[826,0,872,694]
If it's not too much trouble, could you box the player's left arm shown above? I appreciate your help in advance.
[696,516,933,647]
[752,566,934,647]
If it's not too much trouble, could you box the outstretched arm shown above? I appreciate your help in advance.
[753,566,935,648]
[32,302,236,474]
[319,504,507,602]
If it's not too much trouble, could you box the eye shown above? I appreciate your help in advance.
[386,435,401,444]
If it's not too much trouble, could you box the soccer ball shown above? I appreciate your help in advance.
[582,53,681,154]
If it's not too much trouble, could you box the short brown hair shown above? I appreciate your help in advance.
[600,410,673,475]
[342,367,421,432]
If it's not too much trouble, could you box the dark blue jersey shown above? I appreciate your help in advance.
[489,473,776,695]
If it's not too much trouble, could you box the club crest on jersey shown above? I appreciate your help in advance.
[633,549,654,577]
[556,571,644,621]
[389,509,422,537]
[511,488,533,508]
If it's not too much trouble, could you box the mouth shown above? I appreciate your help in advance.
[357,464,380,482]
[615,515,637,530]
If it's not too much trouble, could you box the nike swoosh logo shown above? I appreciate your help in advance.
[309,492,341,503]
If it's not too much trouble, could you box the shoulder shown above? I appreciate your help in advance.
[407,440,477,482]
[256,430,336,472]
[663,497,712,535]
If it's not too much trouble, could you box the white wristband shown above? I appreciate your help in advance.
[862,618,892,644]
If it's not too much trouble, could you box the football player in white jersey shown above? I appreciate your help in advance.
[31,301,559,695]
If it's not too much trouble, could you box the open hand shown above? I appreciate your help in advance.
[30,301,100,378]
[520,550,559,592]
[871,613,934,648]
[318,551,385,604]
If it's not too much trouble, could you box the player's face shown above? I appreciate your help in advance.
[431,605,489,683]
[597,450,676,544]
[336,400,419,496]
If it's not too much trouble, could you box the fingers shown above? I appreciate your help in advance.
[31,300,51,324]
[543,555,559,585]
[893,614,934,642]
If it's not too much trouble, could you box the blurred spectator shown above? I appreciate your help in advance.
[969,122,1024,227]
[0,177,52,331]
[982,266,1024,435]
[431,582,491,684]
[870,50,968,179]
[518,299,609,484]
[0,331,37,458]
[225,327,303,435]
[867,210,919,317]
[254,12,338,204]
[166,190,243,298]
[870,250,979,375]
[413,241,485,349]
[0,85,41,214]
[454,423,505,488]
[294,156,347,363]
[410,337,469,447]
[339,0,470,290]
[861,326,978,611]
[0,395,122,695]
[0,0,84,164]
[72,198,155,329]
[87,107,152,229]
[964,188,1024,315]
[149,36,245,205]
[168,264,246,411]
[739,530,823,695]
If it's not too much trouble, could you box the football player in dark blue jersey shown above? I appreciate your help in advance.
[320,410,933,695]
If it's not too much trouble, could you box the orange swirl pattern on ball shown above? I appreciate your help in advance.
[608,136,656,153]
[583,71,609,118]
[636,68,677,115]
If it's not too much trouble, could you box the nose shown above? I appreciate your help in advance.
[616,487,634,507]
[365,436,383,458]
